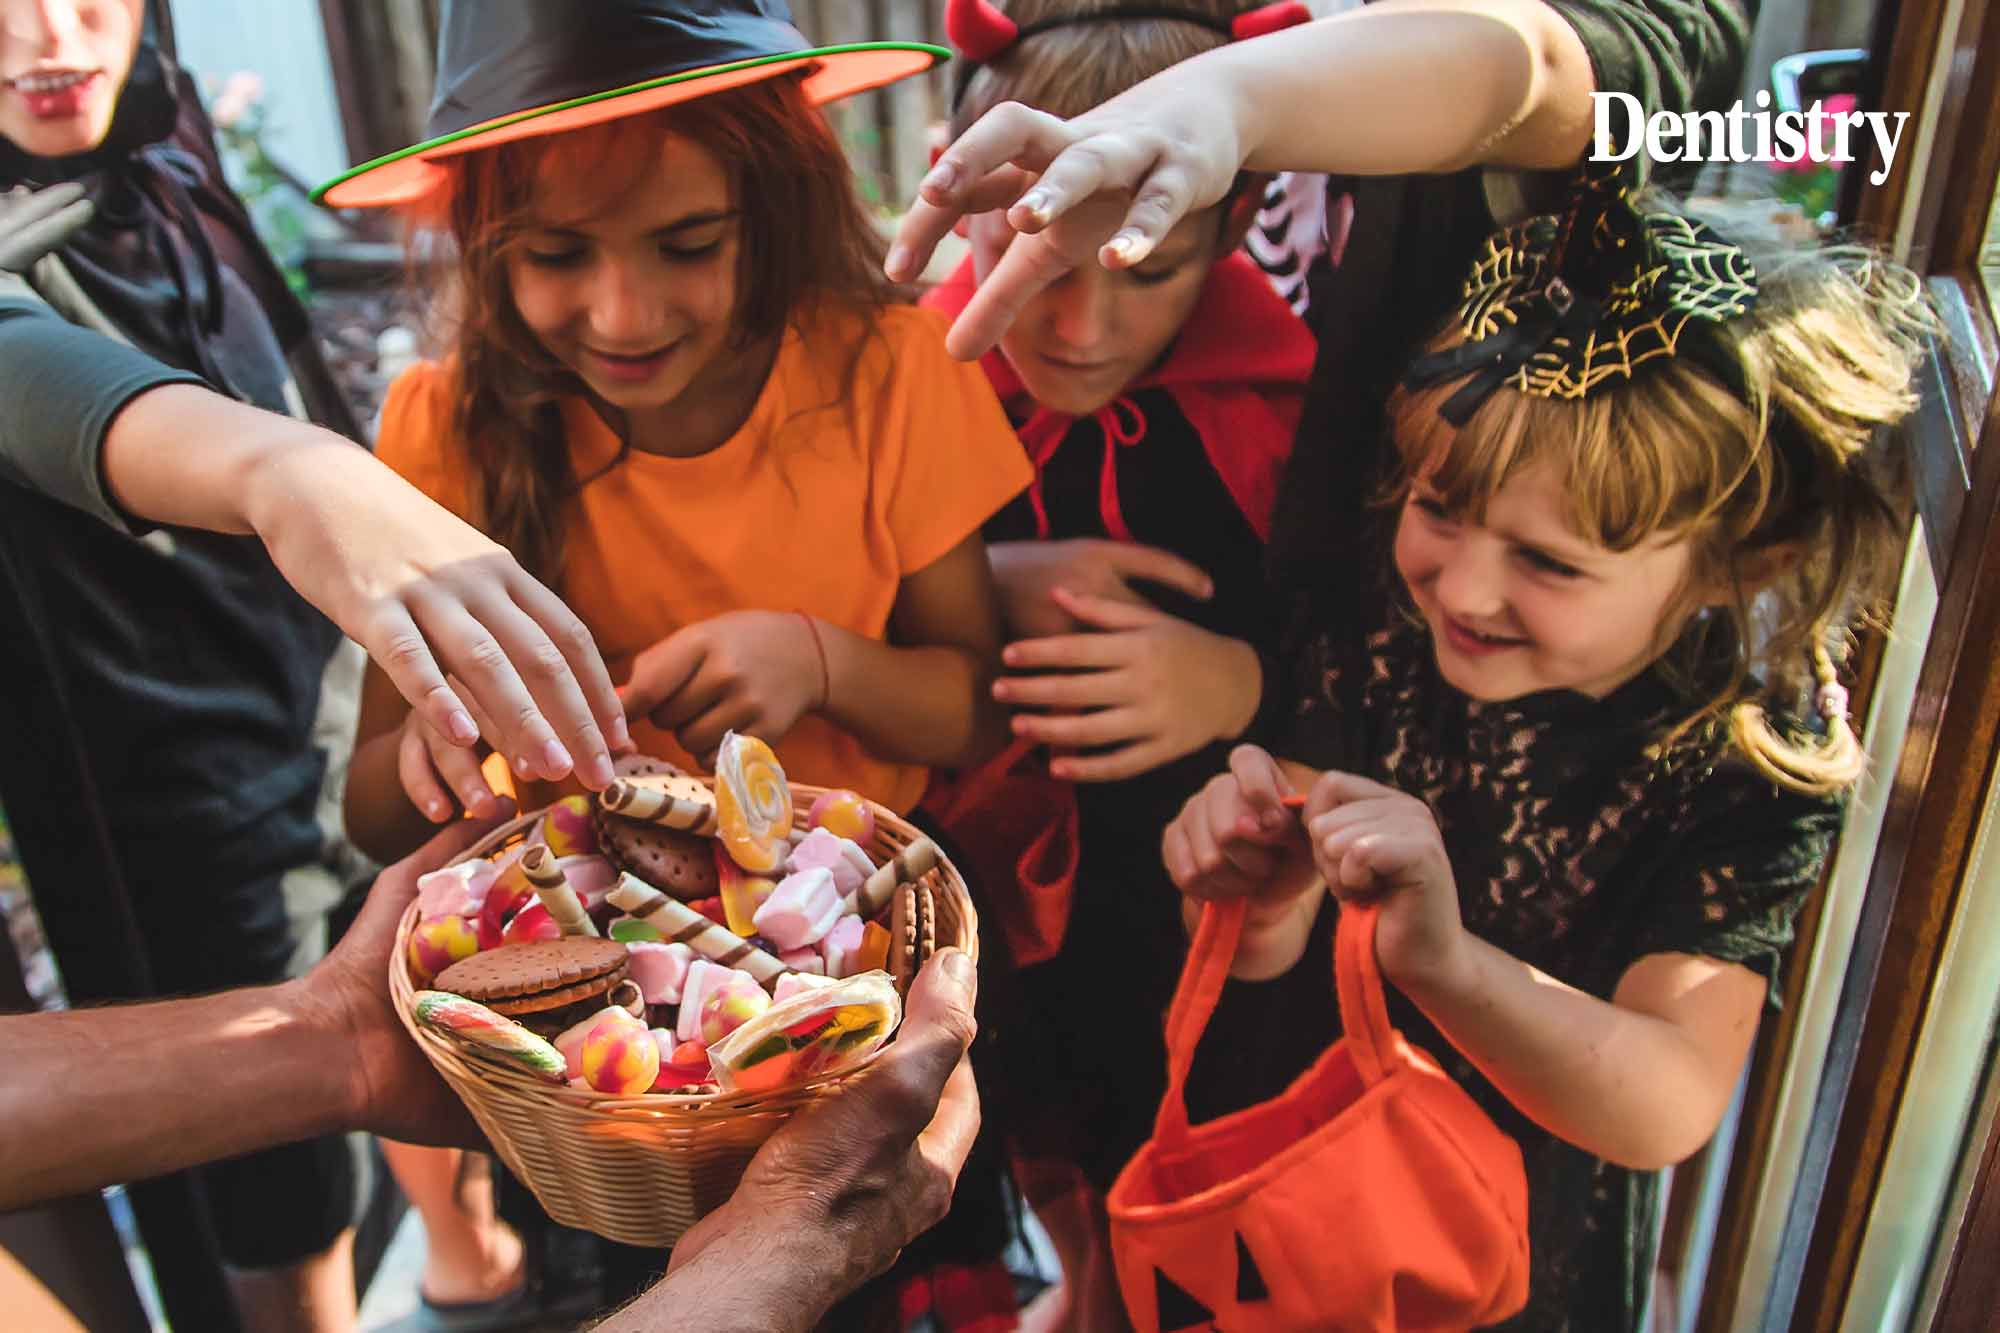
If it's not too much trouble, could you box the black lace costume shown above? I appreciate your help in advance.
[1185,562,1841,1331]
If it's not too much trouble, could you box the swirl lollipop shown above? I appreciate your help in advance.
[714,731,792,874]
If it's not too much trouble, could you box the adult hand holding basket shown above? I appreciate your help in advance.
[390,774,979,1246]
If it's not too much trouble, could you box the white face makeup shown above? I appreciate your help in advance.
[1393,460,1703,702]
[0,0,142,158]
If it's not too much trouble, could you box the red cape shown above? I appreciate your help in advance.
[922,251,1315,541]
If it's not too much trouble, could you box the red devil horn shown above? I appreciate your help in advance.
[1232,1,1313,41]
[947,0,1022,63]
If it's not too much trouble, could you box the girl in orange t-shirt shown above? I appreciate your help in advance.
[337,48,1030,862]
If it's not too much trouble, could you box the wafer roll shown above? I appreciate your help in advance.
[522,845,598,937]
[600,777,720,836]
[848,837,941,919]
[607,874,791,988]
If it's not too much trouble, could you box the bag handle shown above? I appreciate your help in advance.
[1152,895,1395,1150]
[928,734,1042,826]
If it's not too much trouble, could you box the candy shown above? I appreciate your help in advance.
[714,731,792,874]
[579,1006,659,1095]
[500,900,561,946]
[787,828,874,901]
[716,846,779,938]
[479,857,537,942]
[692,896,728,927]
[775,971,840,1002]
[417,859,497,921]
[807,788,875,844]
[854,921,891,976]
[601,775,720,836]
[554,1009,611,1076]
[753,867,843,951]
[408,914,482,985]
[647,1029,681,1090]
[557,855,620,908]
[707,972,901,1095]
[676,960,749,1042]
[539,794,599,857]
[522,845,598,937]
[665,1036,710,1078]
[606,876,792,988]
[627,940,695,1005]
[412,990,566,1081]
[820,914,867,979]
[608,916,666,944]
[700,971,772,1044]
[848,838,941,919]
[778,946,826,976]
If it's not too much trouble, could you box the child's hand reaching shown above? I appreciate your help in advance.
[989,539,1214,640]
[620,611,827,766]
[995,587,1260,781]
[395,688,515,824]
[1301,772,1466,991]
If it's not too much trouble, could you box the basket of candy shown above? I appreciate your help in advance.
[389,732,976,1247]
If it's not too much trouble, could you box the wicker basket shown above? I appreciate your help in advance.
[390,782,976,1247]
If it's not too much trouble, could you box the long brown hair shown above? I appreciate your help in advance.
[409,74,893,584]
[1385,205,1932,793]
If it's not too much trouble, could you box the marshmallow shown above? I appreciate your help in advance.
[775,971,840,1002]
[752,867,843,950]
[627,941,695,1006]
[787,828,874,900]
[820,914,867,978]
[417,860,496,921]
[778,946,826,976]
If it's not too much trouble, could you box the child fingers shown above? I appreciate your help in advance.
[675,698,760,769]
[508,571,630,765]
[1227,745,1296,830]
[1048,585,1158,630]
[886,164,1039,282]
[397,724,456,823]
[1102,166,1202,268]
[421,724,507,821]
[992,667,1129,709]
[1048,738,1167,783]
[1011,706,1142,749]
[623,634,707,729]
[1307,768,1403,815]
[945,231,1078,360]
[408,591,568,784]
[1104,543,1214,601]
[356,599,480,752]
[1001,632,1130,671]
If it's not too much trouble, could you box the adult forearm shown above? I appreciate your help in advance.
[1210,2,1594,175]
[1399,936,1735,1168]
[0,981,349,1210]
[817,623,1008,769]
[596,1204,843,1333]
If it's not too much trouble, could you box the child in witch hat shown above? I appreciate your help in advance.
[918,3,1317,1327]
[327,2,1027,854]
[321,2,1033,1321]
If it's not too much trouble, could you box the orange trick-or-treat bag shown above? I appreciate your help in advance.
[1107,899,1530,1331]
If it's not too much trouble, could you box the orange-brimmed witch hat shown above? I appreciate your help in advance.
[313,0,944,209]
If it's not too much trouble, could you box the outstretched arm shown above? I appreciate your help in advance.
[0,823,492,1211]
[890,0,1598,357]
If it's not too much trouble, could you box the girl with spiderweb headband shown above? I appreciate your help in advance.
[1157,172,1932,1329]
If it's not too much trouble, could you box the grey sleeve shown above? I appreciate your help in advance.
[0,293,208,531]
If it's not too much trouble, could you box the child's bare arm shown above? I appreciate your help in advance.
[1301,770,1762,1169]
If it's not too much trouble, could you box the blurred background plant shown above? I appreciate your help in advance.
[205,70,313,296]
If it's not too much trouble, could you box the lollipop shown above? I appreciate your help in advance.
[714,731,792,874]
[412,990,566,1081]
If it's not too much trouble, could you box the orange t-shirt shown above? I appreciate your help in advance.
[374,304,1031,813]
